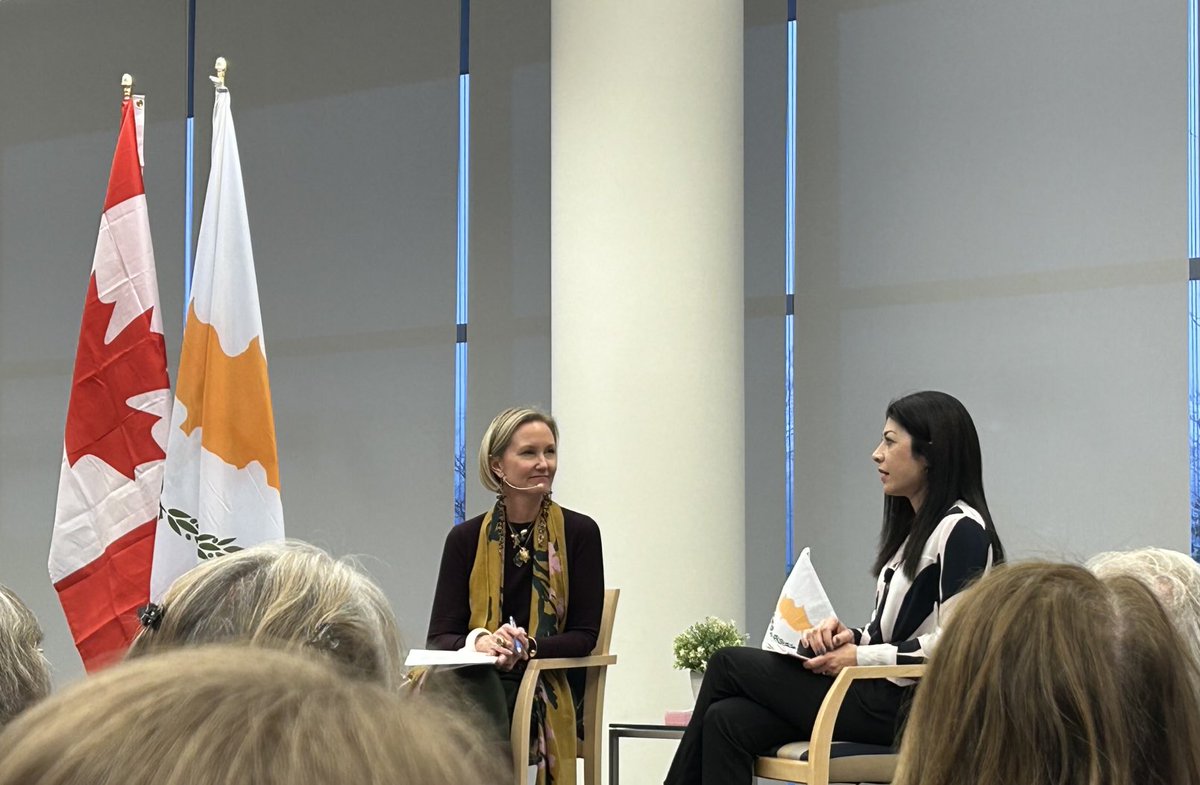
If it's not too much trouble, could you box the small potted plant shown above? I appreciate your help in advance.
[672,616,748,698]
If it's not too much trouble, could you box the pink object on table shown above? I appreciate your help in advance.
[663,709,693,726]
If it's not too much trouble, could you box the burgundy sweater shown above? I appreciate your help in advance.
[426,506,605,660]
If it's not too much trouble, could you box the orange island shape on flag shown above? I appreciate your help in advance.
[776,597,814,632]
[174,302,279,491]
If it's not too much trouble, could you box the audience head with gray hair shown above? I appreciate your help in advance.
[1087,546,1200,660]
[0,585,50,728]
[126,540,404,689]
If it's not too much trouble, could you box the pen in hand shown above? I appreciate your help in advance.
[509,616,524,656]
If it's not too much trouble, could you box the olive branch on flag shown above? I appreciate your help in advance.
[158,504,243,560]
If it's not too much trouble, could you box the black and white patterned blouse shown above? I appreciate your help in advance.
[853,500,995,669]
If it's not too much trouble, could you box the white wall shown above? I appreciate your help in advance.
[745,2,791,646]
[783,0,1188,618]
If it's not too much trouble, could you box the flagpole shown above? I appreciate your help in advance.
[183,0,197,310]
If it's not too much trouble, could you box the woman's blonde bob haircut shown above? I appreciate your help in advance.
[894,561,1200,785]
[477,406,558,493]
[0,645,503,785]
[127,540,404,689]
[0,585,50,728]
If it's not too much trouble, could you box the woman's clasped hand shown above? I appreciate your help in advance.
[475,621,530,671]
[799,616,856,677]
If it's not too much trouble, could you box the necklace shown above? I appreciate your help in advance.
[495,496,550,568]
[507,522,533,567]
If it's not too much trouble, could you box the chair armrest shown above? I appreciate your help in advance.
[834,664,924,682]
[807,665,926,762]
[524,654,618,672]
[510,654,619,778]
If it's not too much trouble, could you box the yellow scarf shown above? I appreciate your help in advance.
[469,498,575,785]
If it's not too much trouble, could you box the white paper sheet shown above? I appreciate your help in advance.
[404,649,498,668]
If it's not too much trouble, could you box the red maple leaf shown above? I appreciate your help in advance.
[64,275,170,480]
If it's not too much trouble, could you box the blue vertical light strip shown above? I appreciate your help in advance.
[454,0,471,525]
[784,0,798,572]
[1189,0,1200,559]
[183,0,196,308]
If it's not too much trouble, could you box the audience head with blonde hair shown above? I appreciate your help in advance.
[127,540,403,688]
[0,585,50,728]
[0,645,501,785]
[1087,546,1200,660]
[894,561,1200,785]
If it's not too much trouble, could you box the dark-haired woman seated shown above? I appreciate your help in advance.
[664,390,1004,785]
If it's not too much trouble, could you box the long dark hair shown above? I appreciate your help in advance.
[872,391,1004,579]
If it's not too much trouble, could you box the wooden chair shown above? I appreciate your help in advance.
[510,588,620,785]
[753,664,924,785]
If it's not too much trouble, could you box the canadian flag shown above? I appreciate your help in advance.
[50,97,171,671]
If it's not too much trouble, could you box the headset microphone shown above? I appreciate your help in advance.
[502,477,545,492]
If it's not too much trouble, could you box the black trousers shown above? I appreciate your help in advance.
[454,665,523,734]
[663,647,911,785]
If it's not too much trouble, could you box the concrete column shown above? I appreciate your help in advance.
[551,4,745,782]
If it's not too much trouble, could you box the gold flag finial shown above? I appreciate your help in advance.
[121,73,133,99]
[214,57,227,88]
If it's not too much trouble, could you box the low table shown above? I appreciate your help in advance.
[608,723,686,785]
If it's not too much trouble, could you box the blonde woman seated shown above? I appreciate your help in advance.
[127,540,404,688]
[0,586,50,728]
[427,407,604,783]
[0,645,503,785]
[894,562,1200,785]
[1087,546,1200,660]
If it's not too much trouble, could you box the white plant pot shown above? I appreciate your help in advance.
[689,669,704,700]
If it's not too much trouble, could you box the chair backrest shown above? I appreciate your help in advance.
[578,588,619,785]
[591,589,619,655]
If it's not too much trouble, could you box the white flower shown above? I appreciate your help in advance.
[672,616,747,670]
